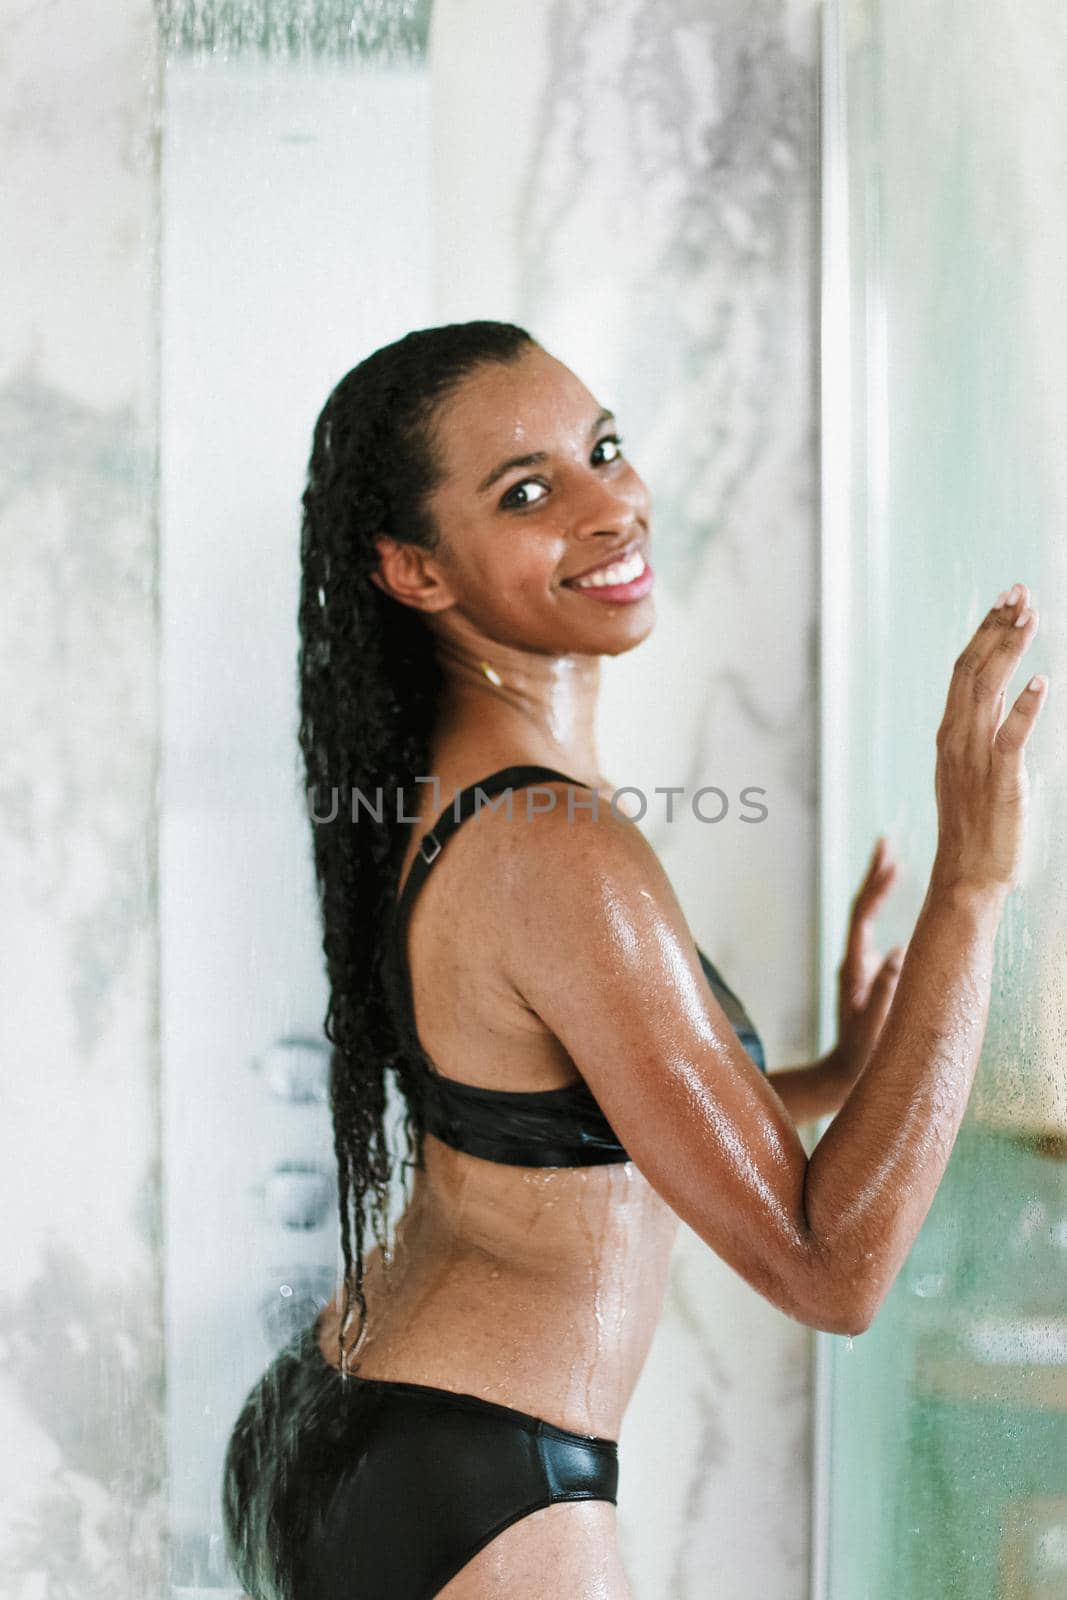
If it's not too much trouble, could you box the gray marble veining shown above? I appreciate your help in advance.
[507,2,820,1594]
[0,1,822,1594]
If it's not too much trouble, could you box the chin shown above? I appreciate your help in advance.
[576,597,657,656]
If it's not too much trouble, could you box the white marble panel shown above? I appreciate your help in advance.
[433,2,821,1594]
[0,1,166,1595]
[0,0,823,1593]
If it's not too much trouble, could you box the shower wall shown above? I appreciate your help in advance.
[433,3,822,1596]
[0,2,165,1596]
[157,55,436,1586]
[0,2,823,1596]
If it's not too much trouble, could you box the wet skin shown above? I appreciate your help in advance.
[319,348,667,1596]
[316,347,1047,1597]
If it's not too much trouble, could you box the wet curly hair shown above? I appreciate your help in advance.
[297,320,536,1369]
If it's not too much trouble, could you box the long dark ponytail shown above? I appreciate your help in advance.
[297,321,536,1368]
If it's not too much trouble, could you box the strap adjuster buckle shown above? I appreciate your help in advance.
[419,830,442,864]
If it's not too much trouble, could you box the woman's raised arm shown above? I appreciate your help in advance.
[494,586,1045,1336]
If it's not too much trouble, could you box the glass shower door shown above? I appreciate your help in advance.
[817,1,1067,1596]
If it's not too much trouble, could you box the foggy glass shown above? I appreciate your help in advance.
[818,1,1067,1594]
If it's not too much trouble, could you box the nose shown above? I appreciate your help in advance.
[569,468,649,541]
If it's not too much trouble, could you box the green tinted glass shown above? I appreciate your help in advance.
[819,2,1067,1596]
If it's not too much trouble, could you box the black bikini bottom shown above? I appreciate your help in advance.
[221,1317,620,1600]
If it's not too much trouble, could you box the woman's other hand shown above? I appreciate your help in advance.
[829,838,906,1092]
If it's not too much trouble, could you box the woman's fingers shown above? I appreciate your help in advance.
[853,839,897,910]
[873,945,904,997]
[994,671,1049,758]
[866,947,904,1029]
[864,836,894,882]
[933,581,1048,894]
[993,582,1030,611]
[841,946,904,1067]
[942,588,1040,750]
[840,841,899,1004]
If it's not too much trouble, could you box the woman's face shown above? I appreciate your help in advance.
[384,344,655,658]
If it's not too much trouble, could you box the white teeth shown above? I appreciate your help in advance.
[572,550,646,589]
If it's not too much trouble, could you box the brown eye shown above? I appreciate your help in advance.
[500,479,549,511]
[592,435,624,464]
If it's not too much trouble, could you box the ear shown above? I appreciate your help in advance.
[371,534,454,613]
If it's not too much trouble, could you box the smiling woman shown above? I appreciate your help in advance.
[367,339,657,663]
[219,321,1044,1600]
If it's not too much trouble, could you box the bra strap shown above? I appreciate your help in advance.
[394,764,588,933]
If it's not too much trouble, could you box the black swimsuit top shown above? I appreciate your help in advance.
[380,765,767,1168]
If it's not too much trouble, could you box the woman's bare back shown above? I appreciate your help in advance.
[317,755,680,1440]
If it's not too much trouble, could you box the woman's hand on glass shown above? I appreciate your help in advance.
[931,583,1047,898]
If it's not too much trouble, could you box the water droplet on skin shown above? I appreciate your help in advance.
[571,1173,598,1420]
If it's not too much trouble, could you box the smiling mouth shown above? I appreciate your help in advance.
[562,546,647,590]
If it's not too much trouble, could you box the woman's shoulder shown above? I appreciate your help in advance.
[414,753,656,909]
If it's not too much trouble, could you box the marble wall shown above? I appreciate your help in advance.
[0,2,166,1596]
[0,0,821,1595]
[434,2,821,1595]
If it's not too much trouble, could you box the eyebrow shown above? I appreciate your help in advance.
[476,409,617,495]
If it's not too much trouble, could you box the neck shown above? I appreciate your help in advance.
[432,631,604,786]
